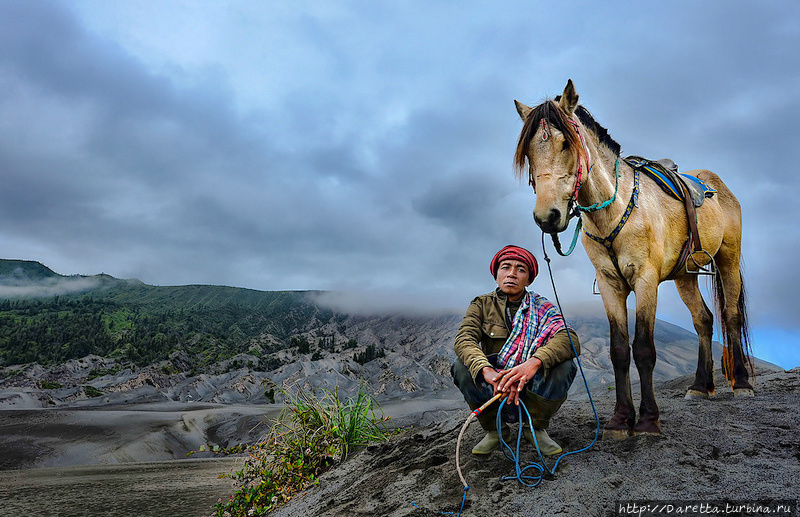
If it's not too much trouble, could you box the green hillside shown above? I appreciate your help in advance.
[0,259,60,281]
[0,260,334,368]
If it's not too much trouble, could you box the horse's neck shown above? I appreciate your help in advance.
[577,147,632,233]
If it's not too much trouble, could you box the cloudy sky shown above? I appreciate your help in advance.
[1,1,798,368]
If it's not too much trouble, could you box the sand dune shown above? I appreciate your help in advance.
[0,458,239,517]
[0,403,274,470]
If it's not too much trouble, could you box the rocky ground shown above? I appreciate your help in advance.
[0,337,793,516]
[270,367,799,517]
[0,366,796,516]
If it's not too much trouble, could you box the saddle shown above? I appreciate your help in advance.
[623,155,716,277]
[623,156,717,208]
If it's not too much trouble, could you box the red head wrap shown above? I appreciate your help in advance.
[490,245,538,283]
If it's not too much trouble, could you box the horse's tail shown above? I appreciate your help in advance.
[713,265,755,386]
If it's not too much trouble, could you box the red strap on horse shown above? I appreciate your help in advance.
[532,118,589,202]
[568,118,588,201]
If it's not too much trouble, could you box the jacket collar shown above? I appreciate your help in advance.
[494,287,528,303]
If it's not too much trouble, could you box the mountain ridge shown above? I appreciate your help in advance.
[0,258,781,414]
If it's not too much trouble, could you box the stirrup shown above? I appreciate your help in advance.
[686,249,717,276]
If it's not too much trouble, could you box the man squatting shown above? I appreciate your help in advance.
[451,245,580,455]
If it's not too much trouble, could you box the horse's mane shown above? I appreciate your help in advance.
[574,105,621,157]
[514,99,621,181]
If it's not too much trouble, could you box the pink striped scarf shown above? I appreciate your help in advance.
[497,291,568,369]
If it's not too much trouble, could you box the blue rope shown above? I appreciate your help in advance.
[551,216,583,257]
[496,398,546,486]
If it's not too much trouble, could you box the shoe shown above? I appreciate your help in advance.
[472,431,500,455]
[473,424,518,456]
[522,425,562,456]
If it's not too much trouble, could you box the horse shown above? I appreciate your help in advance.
[513,79,754,439]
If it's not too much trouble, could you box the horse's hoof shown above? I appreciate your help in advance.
[631,429,661,437]
[733,388,755,397]
[633,419,661,436]
[684,389,709,400]
[602,429,631,440]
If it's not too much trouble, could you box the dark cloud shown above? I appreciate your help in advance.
[0,1,798,367]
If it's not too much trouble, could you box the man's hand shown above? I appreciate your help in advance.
[481,366,508,395]
[497,357,542,405]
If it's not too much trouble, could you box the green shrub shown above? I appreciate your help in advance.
[214,385,394,516]
[83,385,103,397]
[161,363,180,375]
[36,380,63,390]
[87,365,121,380]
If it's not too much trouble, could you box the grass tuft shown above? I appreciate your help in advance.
[214,384,394,516]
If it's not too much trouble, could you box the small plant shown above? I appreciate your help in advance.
[214,384,394,516]
[187,442,248,457]
[83,385,103,397]
[87,365,121,380]
[36,380,63,390]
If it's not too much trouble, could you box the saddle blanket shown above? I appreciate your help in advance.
[624,155,717,207]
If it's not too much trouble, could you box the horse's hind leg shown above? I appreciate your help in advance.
[716,252,754,396]
[674,276,715,399]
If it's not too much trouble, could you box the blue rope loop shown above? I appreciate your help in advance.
[496,399,546,487]
[551,216,582,257]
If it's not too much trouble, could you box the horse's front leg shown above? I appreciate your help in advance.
[631,271,661,435]
[597,274,635,439]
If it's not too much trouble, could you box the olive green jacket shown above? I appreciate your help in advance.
[453,288,581,381]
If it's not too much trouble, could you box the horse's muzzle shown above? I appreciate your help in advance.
[533,208,565,234]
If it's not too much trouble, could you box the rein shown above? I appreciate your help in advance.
[537,116,628,266]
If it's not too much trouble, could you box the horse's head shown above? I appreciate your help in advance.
[514,79,588,234]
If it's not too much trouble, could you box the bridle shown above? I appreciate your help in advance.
[530,117,593,219]
[531,112,622,257]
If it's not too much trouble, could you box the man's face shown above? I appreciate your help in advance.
[495,259,530,301]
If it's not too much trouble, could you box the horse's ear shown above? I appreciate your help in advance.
[558,79,579,115]
[515,100,532,121]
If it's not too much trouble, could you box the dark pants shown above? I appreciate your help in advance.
[451,355,577,430]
